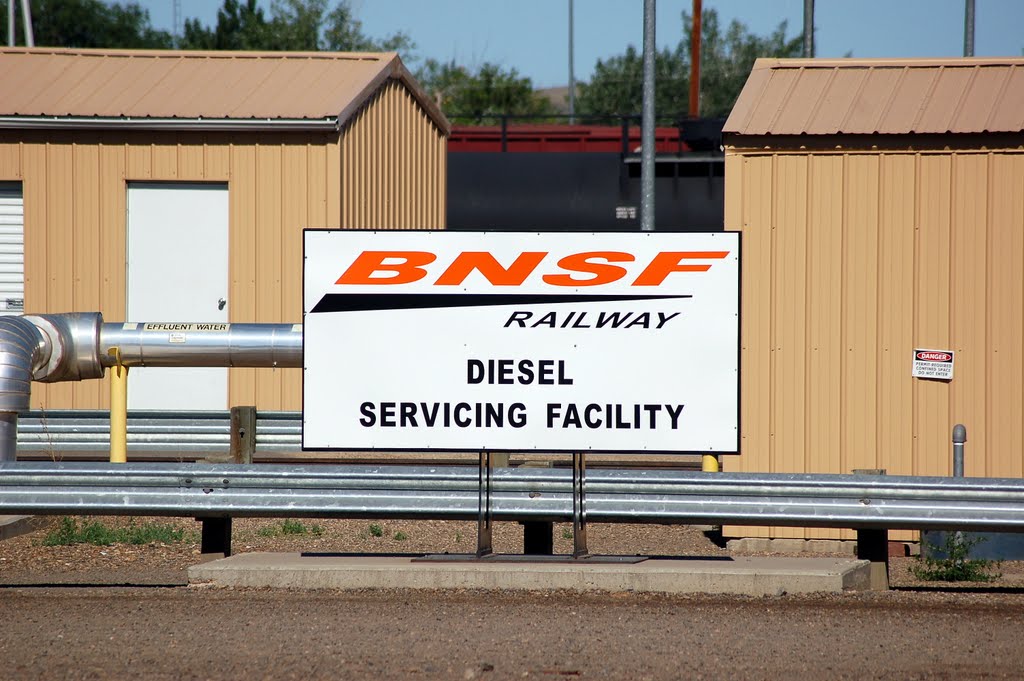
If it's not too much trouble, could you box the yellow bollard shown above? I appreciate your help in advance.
[702,454,719,472]
[108,347,128,463]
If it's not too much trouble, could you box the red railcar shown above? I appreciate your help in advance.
[448,125,687,153]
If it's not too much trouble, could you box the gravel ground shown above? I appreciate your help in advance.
[2,515,1024,590]
[3,516,1024,680]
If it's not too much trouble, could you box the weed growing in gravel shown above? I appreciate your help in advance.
[394,531,408,541]
[912,533,1002,582]
[43,517,186,547]
[258,520,324,538]
[562,528,573,540]
[368,523,384,537]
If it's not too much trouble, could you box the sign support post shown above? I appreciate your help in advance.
[572,451,589,558]
[477,451,494,557]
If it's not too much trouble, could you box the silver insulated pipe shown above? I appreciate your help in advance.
[98,322,301,368]
[0,312,106,461]
[0,316,46,461]
[0,313,303,461]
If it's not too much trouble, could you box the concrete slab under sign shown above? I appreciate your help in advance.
[188,553,874,595]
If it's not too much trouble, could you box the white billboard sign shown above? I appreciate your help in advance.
[303,231,740,454]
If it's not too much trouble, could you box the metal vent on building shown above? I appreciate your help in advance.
[0,183,24,315]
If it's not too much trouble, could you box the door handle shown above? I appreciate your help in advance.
[218,298,226,311]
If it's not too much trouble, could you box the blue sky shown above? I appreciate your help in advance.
[139,0,1024,89]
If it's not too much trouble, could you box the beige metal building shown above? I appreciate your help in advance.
[0,47,449,412]
[724,57,1024,539]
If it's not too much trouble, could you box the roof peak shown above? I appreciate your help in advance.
[755,56,1024,70]
[0,46,397,60]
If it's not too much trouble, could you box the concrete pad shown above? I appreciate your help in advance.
[188,553,873,595]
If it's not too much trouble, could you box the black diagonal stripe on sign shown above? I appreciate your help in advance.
[310,293,691,314]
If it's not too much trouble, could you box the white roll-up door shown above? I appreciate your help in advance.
[0,183,24,316]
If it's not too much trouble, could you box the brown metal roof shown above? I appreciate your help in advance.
[724,57,1024,136]
[0,47,449,133]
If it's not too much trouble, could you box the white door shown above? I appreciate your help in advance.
[127,183,229,410]
[0,183,24,316]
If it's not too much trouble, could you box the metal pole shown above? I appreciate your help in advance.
[7,0,14,47]
[640,0,656,232]
[568,0,576,124]
[963,0,975,57]
[803,0,815,58]
[18,0,31,47]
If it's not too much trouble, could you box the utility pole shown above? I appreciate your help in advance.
[568,0,576,124]
[640,0,656,232]
[803,0,815,58]
[174,0,182,40]
[963,0,975,57]
[689,0,702,118]
[19,0,32,46]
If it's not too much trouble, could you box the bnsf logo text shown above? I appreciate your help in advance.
[336,250,730,287]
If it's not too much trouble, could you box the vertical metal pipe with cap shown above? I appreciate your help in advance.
[953,424,967,478]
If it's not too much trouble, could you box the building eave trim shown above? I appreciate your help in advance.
[0,116,340,132]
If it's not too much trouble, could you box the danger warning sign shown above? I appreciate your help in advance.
[912,348,955,381]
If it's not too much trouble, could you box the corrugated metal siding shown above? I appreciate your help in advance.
[0,85,446,410]
[340,81,446,230]
[726,147,1024,540]
[0,182,23,314]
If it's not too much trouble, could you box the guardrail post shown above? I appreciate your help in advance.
[230,406,257,464]
[520,460,554,555]
[853,468,889,590]
[199,516,232,558]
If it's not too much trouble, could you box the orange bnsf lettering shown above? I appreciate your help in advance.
[435,252,548,286]
[542,251,634,287]
[632,251,729,286]
[335,251,436,285]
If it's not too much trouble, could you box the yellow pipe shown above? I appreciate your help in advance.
[109,348,127,463]
[702,454,719,472]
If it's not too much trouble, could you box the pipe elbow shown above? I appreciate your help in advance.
[0,316,48,412]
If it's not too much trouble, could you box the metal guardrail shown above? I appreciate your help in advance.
[17,410,297,456]
[3,461,1024,532]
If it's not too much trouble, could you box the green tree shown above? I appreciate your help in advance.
[417,59,555,125]
[577,8,802,118]
[180,0,270,50]
[1,0,172,49]
[180,0,413,53]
